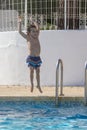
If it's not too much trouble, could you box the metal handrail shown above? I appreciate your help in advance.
[55,59,64,106]
[85,62,87,105]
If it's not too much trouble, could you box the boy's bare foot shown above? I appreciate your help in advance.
[31,86,33,92]
[37,86,43,93]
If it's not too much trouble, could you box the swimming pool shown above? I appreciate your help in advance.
[0,100,87,130]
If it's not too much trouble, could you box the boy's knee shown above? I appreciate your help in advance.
[30,67,34,73]
[36,67,40,74]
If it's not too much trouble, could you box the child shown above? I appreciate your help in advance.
[18,16,43,93]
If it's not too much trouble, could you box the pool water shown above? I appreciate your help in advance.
[0,101,87,130]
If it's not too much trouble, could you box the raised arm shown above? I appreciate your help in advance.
[30,17,40,34]
[18,16,27,39]
[33,21,40,33]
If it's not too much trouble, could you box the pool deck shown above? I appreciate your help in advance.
[0,86,85,102]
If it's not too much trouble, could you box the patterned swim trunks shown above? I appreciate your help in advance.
[26,55,42,69]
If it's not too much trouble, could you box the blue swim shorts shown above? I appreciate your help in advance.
[26,55,42,69]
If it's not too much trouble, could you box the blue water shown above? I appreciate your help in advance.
[0,101,87,130]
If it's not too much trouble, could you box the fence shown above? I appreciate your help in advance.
[0,0,87,31]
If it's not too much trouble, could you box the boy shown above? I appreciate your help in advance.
[18,16,42,93]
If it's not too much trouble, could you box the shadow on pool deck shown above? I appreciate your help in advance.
[0,86,85,101]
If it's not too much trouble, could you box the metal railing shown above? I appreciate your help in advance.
[55,59,64,106]
[85,62,87,105]
[0,0,87,31]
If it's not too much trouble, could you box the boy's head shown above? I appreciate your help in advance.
[27,24,38,37]
[27,24,36,33]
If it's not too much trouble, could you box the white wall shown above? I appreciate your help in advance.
[0,30,87,86]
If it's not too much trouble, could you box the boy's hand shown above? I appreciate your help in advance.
[18,15,22,22]
[29,16,32,22]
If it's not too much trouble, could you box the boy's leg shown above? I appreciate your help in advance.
[36,67,43,93]
[30,67,34,92]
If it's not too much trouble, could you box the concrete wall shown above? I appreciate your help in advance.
[0,30,87,86]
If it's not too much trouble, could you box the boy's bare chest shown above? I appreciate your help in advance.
[27,37,40,46]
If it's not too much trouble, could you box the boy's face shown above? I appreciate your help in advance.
[30,27,38,37]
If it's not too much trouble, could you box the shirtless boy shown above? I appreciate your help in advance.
[18,16,42,93]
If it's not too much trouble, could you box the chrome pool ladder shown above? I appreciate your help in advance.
[55,59,64,106]
[85,62,87,105]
